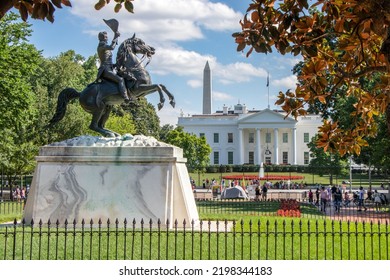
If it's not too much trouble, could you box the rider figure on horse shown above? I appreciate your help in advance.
[96,31,130,102]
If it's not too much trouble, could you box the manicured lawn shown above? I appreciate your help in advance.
[1,200,389,260]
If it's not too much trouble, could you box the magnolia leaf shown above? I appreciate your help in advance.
[237,43,246,52]
[61,0,72,7]
[95,0,105,10]
[246,47,254,57]
[114,3,121,12]
[317,95,326,104]
[359,32,370,39]
[124,1,134,13]
[52,0,63,9]
[19,3,29,21]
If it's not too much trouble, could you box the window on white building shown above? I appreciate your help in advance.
[304,152,310,164]
[283,133,288,143]
[248,151,254,164]
[265,156,271,165]
[283,152,288,164]
[213,133,219,143]
[228,151,233,164]
[248,132,254,143]
[266,132,271,143]
[304,133,310,143]
[214,151,219,164]
[228,133,233,143]
[200,133,205,138]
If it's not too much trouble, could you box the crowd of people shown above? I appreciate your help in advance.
[0,185,30,202]
[307,185,388,213]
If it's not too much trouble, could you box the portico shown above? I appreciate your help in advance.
[237,109,297,165]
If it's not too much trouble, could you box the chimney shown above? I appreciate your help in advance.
[223,104,228,115]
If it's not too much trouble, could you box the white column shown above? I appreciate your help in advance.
[274,128,279,164]
[292,127,297,164]
[256,128,262,164]
[238,128,244,164]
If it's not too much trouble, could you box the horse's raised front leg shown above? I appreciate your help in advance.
[136,84,165,110]
[160,84,175,108]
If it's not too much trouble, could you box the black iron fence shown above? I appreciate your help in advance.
[0,217,389,260]
[1,199,390,260]
[0,201,24,215]
[196,198,390,223]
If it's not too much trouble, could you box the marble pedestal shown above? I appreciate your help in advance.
[23,135,199,228]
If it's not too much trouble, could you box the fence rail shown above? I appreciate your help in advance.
[0,201,24,215]
[196,198,390,223]
[0,218,389,260]
[1,199,389,260]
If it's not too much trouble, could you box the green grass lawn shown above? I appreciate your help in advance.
[1,200,389,260]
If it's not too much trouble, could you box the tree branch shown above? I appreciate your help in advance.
[337,66,387,79]
[0,0,13,19]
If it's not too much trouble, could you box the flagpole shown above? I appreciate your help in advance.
[267,72,270,109]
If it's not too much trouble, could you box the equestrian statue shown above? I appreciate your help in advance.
[47,19,175,138]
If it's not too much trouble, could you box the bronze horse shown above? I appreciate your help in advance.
[47,34,175,137]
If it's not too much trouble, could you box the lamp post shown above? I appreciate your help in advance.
[349,157,353,192]
[0,165,3,199]
[219,164,223,187]
[368,155,372,189]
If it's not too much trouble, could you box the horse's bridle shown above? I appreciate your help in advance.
[123,38,154,70]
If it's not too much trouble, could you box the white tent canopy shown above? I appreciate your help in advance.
[220,186,248,199]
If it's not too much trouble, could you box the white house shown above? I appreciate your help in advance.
[177,63,323,165]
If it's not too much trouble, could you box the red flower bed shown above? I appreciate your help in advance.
[276,199,301,218]
[222,175,304,181]
[277,209,301,217]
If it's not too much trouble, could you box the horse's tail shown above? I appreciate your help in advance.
[46,88,80,127]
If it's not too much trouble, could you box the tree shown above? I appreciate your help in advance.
[32,50,93,144]
[159,124,175,142]
[165,127,211,173]
[105,111,136,135]
[234,0,390,156]
[125,98,161,138]
[307,136,347,185]
[0,13,42,183]
[0,0,134,22]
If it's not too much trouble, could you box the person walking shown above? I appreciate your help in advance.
[320,187,328,212]
[357,186,367,211]
[373,190,382,212]
[315,188,320,206]
[333,188,342,214]
[308,189,314,204]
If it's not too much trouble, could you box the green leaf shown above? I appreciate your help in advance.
[124,1,134,13]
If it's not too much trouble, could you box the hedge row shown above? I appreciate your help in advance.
[205,164,310,173]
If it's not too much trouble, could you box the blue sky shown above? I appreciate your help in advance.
[27,0,301,125]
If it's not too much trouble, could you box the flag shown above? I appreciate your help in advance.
[266,72,269,87]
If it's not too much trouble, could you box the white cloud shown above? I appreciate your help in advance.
[156,107,182,126]
[71,0,242,44]
[150,47,216,77]
[213,91,234,101]
[150,47,267,85]
[272,75,298,90]
[187,79,202,88]
[69,1,265,87]
[214,62,267,84]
